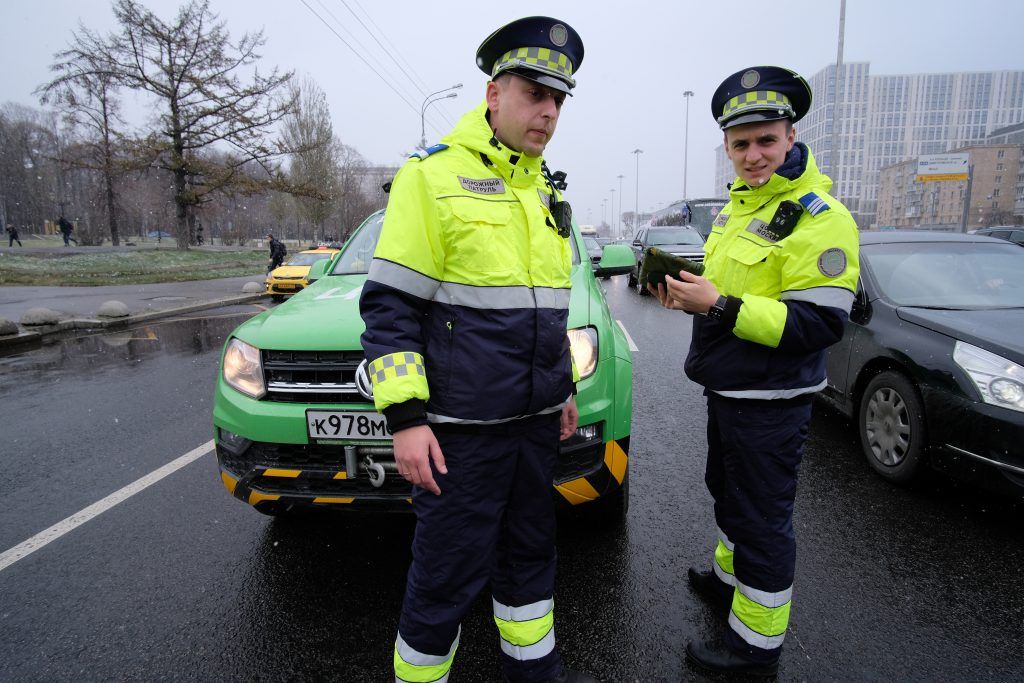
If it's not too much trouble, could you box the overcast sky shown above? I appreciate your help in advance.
[3,0,1023,229]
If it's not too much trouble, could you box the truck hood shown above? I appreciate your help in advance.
[896,306,1024,364]
[235,275,369,350]
[233,266,592,351]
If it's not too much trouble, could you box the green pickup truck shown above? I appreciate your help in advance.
[213,210,635,519]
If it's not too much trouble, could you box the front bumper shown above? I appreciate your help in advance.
[216,426,629,513]
[924,387,1024,494]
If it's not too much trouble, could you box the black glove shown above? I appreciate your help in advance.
[640,247,704,288]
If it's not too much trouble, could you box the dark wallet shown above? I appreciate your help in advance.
[639,247,705,288]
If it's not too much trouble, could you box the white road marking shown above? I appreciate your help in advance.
[616,320,639,352]
[0,440,215,573]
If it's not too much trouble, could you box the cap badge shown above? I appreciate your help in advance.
[549,24,568,47]
[740,69,760,89]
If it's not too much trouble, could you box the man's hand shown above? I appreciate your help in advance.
[392,424,447,495]
[648,270,721,313]
[560,397,579,441]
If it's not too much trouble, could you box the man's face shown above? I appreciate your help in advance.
[724,119,796,187]
[486,74,565,157]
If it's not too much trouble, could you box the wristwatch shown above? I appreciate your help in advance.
[705,295,728,321]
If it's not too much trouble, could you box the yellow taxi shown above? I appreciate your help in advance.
[265,246,341,298]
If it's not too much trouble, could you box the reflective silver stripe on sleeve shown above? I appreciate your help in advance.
[499,628,556,661]
[493,598,554,622]
[728,612,787,650]
[736,580,793,608]
[369,259,440,300]
[716,526,735,551]
[534,287,571,309]
[713,380,827,400]
[782,286,856,312]
[427,398,570,425]
[395,628,460,667]
[433,282,571,310]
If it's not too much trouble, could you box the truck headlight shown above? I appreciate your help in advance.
[568,326,598,380]
[223,338,266,399]
[953,341,1024,413]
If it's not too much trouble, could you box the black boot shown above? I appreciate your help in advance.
[685,640,778,677]
[687,566,732,606]
[541,667,600,683]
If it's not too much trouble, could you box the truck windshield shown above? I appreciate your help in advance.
[331,213,384,275]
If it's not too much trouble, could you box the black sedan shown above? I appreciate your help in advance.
[820,231,1024,495]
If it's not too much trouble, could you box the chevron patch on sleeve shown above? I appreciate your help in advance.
[798,192,830,216]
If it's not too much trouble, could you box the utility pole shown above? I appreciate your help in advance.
[959,164,974,233]
[420,83,462,148]
[831,0,847,182]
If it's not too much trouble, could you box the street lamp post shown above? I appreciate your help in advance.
[632,149,643,235]
[682,90,694,199]
[420,83,462,148]
[609,188,616,235]
[616,174,624,237]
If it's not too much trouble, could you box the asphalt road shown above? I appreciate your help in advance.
[1,280,1021,682]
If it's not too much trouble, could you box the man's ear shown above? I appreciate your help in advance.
[486,80,500,115]
[786,124,797,151]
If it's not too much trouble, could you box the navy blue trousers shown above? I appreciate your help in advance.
[398,413,563,682]
[705,393,812,663]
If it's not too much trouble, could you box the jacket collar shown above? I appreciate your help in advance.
[442,101,544,189]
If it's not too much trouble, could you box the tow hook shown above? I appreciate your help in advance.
[363,456,386,488]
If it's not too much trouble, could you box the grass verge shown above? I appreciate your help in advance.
[0,249,267,285]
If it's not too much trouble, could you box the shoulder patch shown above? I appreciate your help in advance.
[799,192,830,216]
[817,248,847,277]
[458,176,506,195]
[713,212,729,227]
[410,143,449,160]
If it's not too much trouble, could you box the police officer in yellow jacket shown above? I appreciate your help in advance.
[359,16,597,683]
[650,66,860,676]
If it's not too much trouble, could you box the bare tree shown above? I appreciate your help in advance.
[37,39,126,245]
[281,77,338,241]
[62,0,295,248]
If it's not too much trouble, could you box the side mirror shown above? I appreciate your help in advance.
[594,244,636,278]
[306,258,331,283]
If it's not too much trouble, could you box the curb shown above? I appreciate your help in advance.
[0,293,267,353]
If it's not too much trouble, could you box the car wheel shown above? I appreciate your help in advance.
[254,500,297,517]
[594,469,629,524]
[634,264,648,296]
[627,268,637,288]
[858,371,927,482]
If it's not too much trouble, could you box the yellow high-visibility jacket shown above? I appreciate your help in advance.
[359,101,574,430]
[685,143,860,399]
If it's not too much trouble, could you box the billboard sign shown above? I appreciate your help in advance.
[916,153,969,182]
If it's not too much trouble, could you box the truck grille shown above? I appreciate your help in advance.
[262,350,370,403]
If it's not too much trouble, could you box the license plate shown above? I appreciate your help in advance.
[306,410,392,441]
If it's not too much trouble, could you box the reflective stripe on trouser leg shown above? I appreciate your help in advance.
[494,598,556,661]
[394,628,459,683]
[490,413,564,683]
[708,394,812,663]
[728,580,792,651]
[713,526,736,586]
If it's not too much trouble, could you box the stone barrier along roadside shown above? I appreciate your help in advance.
[20,307,61,326]
[242,281,263,294]
[0,319,17,336]
[0,292,267,354]
[97,300,130,318]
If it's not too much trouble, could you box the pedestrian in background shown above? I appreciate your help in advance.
[359,15,596,683]
[58,216,77,246]
[650,66,860,676]
[266,232,285,273]
[6,224,22,247]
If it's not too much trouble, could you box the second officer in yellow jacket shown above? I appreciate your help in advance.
[651,66,860,677]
